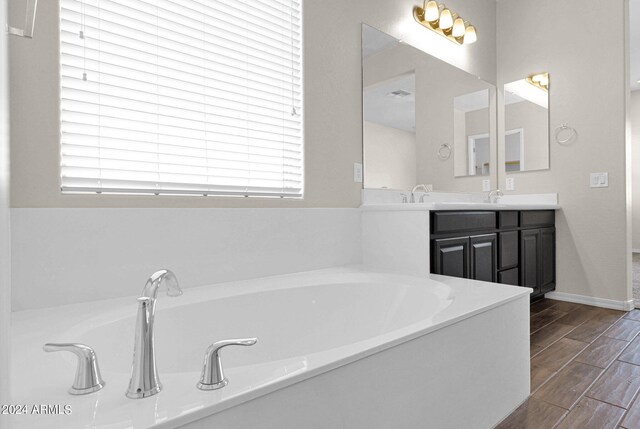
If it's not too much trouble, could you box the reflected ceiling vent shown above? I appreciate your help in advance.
[386,89,412,98]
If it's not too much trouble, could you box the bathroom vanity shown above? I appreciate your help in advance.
[360,192,560,302]
[430,210,555,301]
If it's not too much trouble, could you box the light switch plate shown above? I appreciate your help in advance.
[506,177,515,191]
[590,172,608,188]
[354,163,363,183]
[482,179,491,192]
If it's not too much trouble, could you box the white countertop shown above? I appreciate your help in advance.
[360,191,560,211]
[361,202,561,211]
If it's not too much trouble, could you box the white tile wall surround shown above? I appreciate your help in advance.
[11,208,362,310]
[361,210,430,277]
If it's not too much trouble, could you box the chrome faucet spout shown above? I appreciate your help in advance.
[487,189,504,204]
[410,184,430,203]
[126,269,182,399]
[141,269,182,300]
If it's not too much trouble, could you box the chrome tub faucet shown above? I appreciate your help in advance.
[126,269,182,399]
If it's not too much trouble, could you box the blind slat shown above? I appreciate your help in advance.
[60,0,303,198]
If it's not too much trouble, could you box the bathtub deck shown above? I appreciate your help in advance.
[496,299,640,429]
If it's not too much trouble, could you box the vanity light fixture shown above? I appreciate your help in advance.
[527,72,550,91]
[439,9,454,34]
[414,1,477,45]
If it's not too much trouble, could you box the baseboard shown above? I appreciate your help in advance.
[545,291,634,311]
[633,249,640,254]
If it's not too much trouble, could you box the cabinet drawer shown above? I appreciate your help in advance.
[498,268,519,286]
[499,211,519,229]
[520,210,555,228]
[498,231,519,270]
[432,211,496,235]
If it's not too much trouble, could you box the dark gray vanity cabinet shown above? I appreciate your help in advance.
[431,210,555,301]
[520,229,541,294]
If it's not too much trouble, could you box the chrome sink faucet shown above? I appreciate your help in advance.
[410,184,430,203]
[126,269,182,399]
[487,189,504,203]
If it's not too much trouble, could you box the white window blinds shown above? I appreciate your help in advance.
[60,0,303,197]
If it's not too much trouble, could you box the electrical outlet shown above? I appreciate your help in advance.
[482,179,491,192]
[354,163,363,183]
[590,172,608,188]
[506,177,515,191]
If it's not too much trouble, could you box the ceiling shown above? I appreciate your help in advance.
[631,0,640,92]
[363,73,416,133]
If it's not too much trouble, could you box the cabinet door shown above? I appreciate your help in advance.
[520,229,540,294]
[540,227,556,293]
[499,268,519,286]
[498,231,519,270]
[470,234,497,282]
[433,237,469,279]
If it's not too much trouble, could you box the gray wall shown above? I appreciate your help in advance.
[632,91,640,251]
[497,0,631,302]
[9,0,497,209]
[364,121,416,190]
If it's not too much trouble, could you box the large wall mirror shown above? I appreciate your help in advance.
[502,74,550,173]
[362,24,497,192]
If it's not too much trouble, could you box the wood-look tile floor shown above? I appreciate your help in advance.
[497,299,640,429]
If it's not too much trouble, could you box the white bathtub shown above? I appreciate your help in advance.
[8,267,530,429]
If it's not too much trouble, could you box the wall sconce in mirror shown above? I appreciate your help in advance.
[527,72,549,92]
[414,1,477,45]
[7,0,38,38]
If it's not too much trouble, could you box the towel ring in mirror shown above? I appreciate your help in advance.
[438,143,452,160]
[555,124,577,145]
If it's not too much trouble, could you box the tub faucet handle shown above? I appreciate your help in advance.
[43,343,105,395]
[197,338,258,391]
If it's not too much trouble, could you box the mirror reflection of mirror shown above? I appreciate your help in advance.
[453,89,490,177]
[362,24,496,192]
[503,73,550,173]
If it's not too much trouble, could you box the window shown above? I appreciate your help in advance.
[60,0,303,197]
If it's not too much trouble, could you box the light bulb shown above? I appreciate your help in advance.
[539,77,549,87]
[439,9,453,32]
[531,74,544,83]
[425,1,440,22]
[452,18,465,39]
[464,25,477,44]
